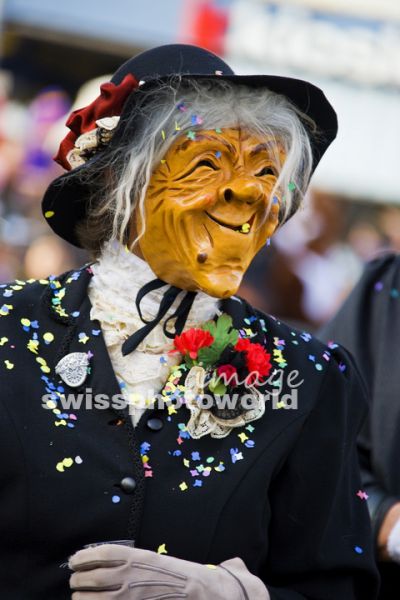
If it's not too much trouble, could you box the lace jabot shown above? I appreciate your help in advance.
[88,241,220,425]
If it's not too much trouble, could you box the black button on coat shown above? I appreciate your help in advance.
[0,266,379,599]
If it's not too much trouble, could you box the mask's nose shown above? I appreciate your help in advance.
[218,177,266,207]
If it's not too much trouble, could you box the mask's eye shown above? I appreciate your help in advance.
[256,166,277,177]
[176,159,219,181]
[196,160,218,170]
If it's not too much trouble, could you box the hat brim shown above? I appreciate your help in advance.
[42,73,337,248]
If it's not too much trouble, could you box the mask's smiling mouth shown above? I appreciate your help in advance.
[205,212,255,234]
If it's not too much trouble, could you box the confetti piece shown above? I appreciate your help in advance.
[4,360,14,370]
[374,281,383,292]
[44,211,55,218]
[187,130,196,141]
[238,433,249,443]
[1,302,15,317]
[112,495,121,504]
[215,151,222,158]
[43,332,54,343]
[56,457,74,472]
[157,543,168,554]
[191,114,203,125]
[354,546,363,554]
[78,332,89,344]
[215,128,222,134]
[179,482,188,491]
[272,196,279,204]
[0,337,8,346]
[241,223,250,233]
[161,130,166,140]
[206,564,217,569]
[356,490,369,500]
[214,462,225,472]
[245,440,255,448]
[288,181,296,192]
[75,456,83,464]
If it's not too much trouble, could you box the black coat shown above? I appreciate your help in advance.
[319,253,400,597]
[0,265,379,599]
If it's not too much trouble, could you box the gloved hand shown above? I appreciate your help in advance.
[69,544,270,599]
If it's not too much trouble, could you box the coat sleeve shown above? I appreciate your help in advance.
[319,254,400,543]
[263,347,380,600]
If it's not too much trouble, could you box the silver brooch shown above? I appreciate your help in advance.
[55,352,89,387]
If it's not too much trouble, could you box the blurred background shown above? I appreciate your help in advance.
[1,0,399,330]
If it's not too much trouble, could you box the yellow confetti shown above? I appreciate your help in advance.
[44,211,55,218]
[56,457,73,472]
[21,318,30,327]
[4,360,14,370]
[36,357,50,373]
[43,332,54,343]
[179,482,188,491]
[241,222,251,233]
[78,334,89,344]
[0,304,13,316]
[46,400,57,409]
[27,340,39,354]
[55,420,67,427]
[161,130,166,140]
[167,405,177,416]
[0,337,8,346]
[206,564,217,569]
[157,543,168,555]
[238,432,249,443]
[183,458,190,468]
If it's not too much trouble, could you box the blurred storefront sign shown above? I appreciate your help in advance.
[225,0,400,204]
[226,0,400,88]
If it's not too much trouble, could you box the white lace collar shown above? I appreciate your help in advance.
[88,240,220,336]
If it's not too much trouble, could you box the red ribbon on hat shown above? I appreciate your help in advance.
[54,73,138,170]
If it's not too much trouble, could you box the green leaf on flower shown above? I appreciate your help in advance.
[208,377,227,395]
[197,314,238,367]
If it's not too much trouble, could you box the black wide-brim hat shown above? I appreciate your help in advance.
[42,43,338,247]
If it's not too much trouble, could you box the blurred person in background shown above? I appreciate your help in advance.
[241,190,363,329]
[0,44,379,599]
[320,253,400,598]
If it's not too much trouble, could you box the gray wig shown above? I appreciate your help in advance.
[73,77,316,256]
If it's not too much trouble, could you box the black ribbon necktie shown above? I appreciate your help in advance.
[121,278,197,356]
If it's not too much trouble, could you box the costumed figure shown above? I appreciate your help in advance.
[320,254,400,599]
[0,44,379,599]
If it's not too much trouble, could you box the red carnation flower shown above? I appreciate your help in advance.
[217,364,238,387]
[235,337,272,385]
[172,328,214,360]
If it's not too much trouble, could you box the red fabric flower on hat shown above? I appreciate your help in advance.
[54,73,138,170]
[172,329,214,360]
[235,337,272,384]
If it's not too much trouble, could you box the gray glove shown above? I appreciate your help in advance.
[69,544,270,599]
